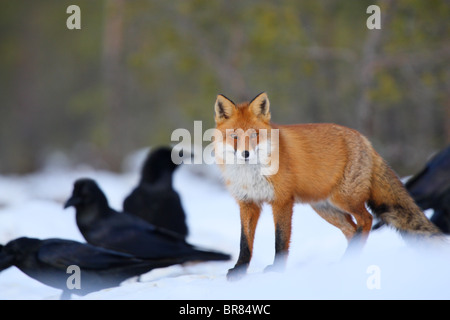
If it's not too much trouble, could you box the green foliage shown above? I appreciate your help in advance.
[0,0,448,174]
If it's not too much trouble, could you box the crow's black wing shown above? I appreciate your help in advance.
[88,212,194,259]
[37,239,141,270]
[87,211,230,262]
[406,146,450,209]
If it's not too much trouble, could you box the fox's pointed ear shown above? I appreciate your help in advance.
[249,92,270,122]
[214,94,236,123]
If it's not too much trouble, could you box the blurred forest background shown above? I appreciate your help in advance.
[0,0,449,175]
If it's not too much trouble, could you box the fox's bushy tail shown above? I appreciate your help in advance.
[368,153,442,239]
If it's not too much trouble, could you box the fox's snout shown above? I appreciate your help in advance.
[214,128,275,166]
[229,133,259,162]
[235,148,255,162]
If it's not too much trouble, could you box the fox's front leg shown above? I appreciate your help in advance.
[227,201,261,281]
[265,198,294,272]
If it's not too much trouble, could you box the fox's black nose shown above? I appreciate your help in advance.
[242,150,250,159]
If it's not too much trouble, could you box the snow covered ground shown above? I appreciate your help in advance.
[1,152,449,300]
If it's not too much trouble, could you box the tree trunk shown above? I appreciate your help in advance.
[355,0,394,136]
[102,0,126,171]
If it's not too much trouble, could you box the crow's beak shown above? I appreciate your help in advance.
[64,196,81,209]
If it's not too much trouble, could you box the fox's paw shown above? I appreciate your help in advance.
[263,262,285,273]
[226,265,247,281]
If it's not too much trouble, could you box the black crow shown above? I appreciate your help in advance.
[0,237,188,299]
[406,145,450,234]
[123,147,188,238]
[64,178,230,262]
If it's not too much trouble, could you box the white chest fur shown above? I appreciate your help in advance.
[222,164,275,202]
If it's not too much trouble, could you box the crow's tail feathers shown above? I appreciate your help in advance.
[187,247,231,263]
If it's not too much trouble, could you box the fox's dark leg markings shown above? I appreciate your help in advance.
[264,223,288,273]
[275,224,286,253]
[265,199,294,272]
[227,226,251,280]
[227,201,261,281]
[236,225,251,266]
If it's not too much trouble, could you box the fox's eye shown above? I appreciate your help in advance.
[230,133,238,139]
[250,132,258,138]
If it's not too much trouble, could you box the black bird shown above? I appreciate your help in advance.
[64,178,230,262]
[0,237,188,299]
[123,147,188,239]
[405,145,450,234]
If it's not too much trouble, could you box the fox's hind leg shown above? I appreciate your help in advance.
[330,194,373,255]
[328,135,374,253]
[311,201,358,242]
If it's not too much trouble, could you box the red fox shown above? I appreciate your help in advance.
[213,92,443,281]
